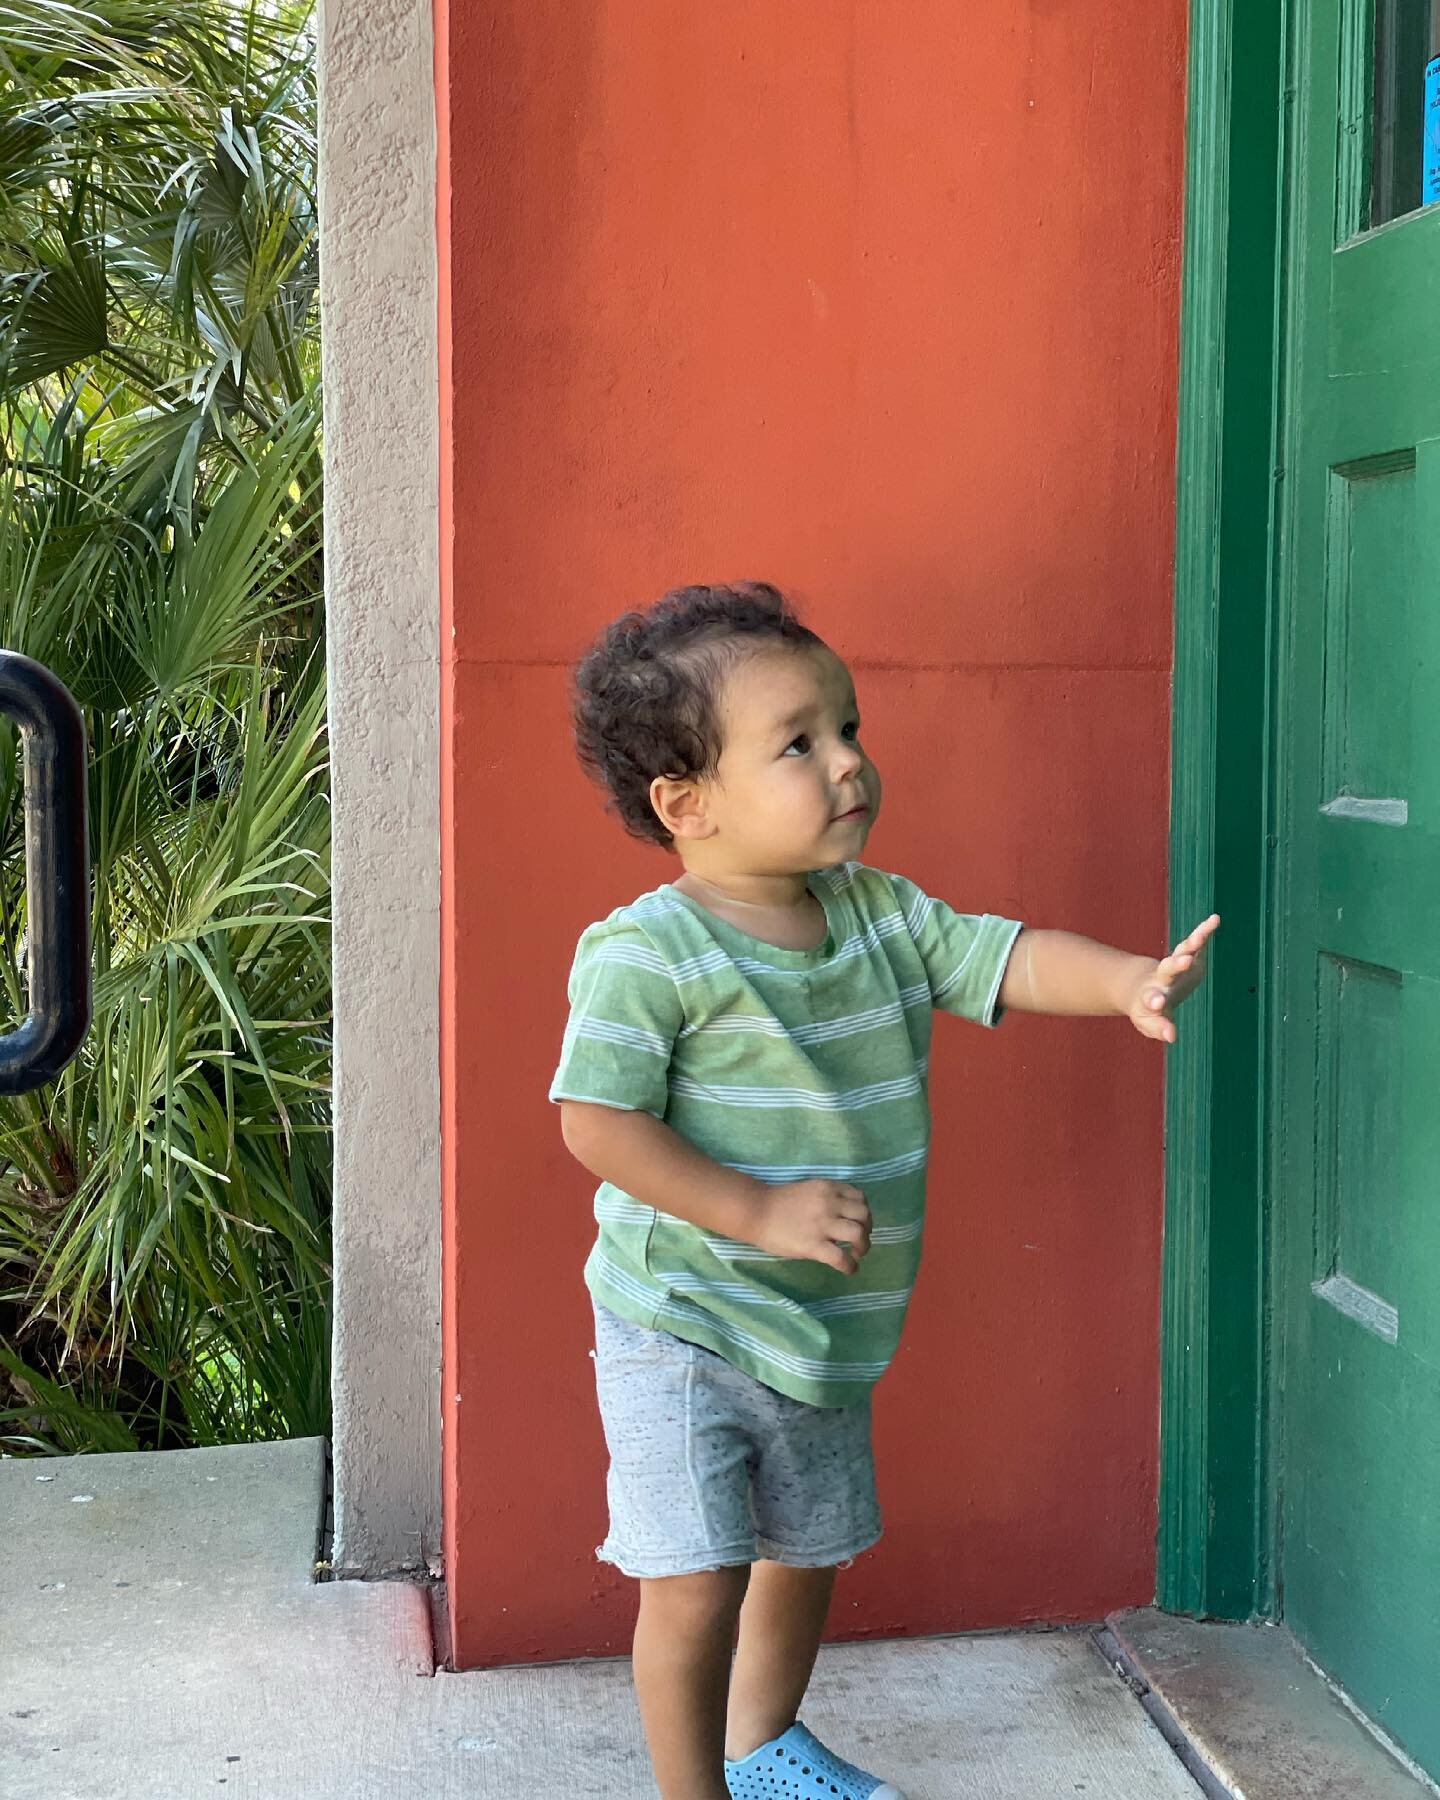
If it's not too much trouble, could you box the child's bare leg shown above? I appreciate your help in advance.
[632,1564,751,1799]
[725,1560,838,1760]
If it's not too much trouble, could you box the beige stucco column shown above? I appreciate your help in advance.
[315,0,441,1578]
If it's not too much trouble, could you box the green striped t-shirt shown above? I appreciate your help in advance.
[548,859,1024,1407]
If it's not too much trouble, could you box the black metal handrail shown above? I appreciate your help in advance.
[0,653,91,1094]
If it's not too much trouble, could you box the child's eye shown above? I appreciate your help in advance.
[783,721,860,756]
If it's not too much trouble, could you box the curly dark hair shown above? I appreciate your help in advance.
[570,581,827,848]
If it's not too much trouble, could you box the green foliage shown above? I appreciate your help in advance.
[0,0,329,1453]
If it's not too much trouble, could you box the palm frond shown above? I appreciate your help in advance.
[0,0,328,1455]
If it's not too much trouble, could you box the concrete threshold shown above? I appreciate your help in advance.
[5,1438,1214,1797]
[1105,1608,1440,1800]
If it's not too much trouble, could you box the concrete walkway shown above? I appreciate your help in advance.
[1107,1608,1440,1800]
[1,1438,1207,1798]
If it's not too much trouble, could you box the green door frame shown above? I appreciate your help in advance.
[1158,0,1289,1620]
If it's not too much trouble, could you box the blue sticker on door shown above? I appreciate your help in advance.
[1426,55,1440,205]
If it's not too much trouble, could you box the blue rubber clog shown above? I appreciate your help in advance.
[724,1720,906,1799]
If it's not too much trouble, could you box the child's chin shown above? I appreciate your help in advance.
[818,821,871,858]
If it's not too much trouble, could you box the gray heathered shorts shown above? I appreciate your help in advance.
[590,1297,883,1579]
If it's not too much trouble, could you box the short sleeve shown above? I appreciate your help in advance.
[547,918,683,1115]
[888,872,1025,1027]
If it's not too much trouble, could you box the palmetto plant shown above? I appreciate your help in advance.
[0,0,329,1452]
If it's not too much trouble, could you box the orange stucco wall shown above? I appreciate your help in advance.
[437,1,1187,1668]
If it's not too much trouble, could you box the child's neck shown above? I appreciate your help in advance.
[673,867,811,910]
[672,868,827,951]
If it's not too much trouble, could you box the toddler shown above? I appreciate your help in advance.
[549,583,1217,1800]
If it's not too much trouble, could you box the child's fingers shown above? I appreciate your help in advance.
[837,1216,872,1257]
[1160,933,1213,979]
[1141,924,1217,1037]
[825,1240,861,1276]
[1179,914,1220,953]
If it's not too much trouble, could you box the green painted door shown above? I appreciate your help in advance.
[1277,0,1440,1775]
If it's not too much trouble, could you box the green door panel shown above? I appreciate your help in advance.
[1330,213,1440,376]
[1278,0,1440,1775]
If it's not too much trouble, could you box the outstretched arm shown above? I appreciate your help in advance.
[997,914,1220,1043]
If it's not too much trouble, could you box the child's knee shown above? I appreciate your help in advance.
[638,1563,751,1633]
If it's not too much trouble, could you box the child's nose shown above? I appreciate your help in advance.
[832,740,865,776]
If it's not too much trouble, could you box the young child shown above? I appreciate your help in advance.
[549,583,1218,1800]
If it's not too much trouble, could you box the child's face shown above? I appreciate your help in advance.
[685,644,882,871]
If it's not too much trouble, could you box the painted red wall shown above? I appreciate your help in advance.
[438,0,1187,1669]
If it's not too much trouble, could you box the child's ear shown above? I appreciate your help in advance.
[650,773,714,841]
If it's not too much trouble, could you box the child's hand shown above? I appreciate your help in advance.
[1128,914,1220,1044]
[756,1179,873,1275]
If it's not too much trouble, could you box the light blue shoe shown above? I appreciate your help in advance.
[724,1720,907,1798]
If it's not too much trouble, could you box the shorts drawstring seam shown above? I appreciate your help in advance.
[682,1349,722,1552]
